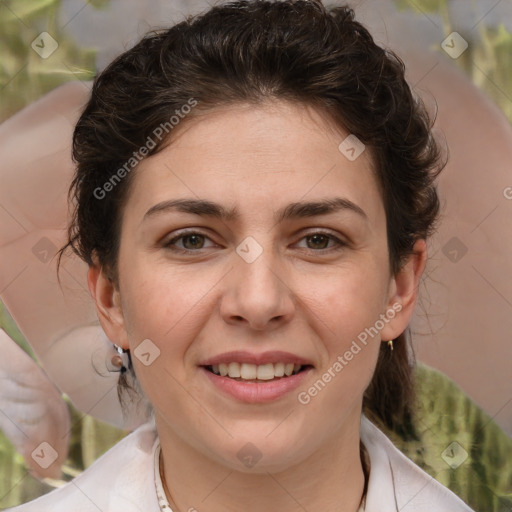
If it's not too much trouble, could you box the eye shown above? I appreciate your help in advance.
[162,231,216,252]
[296,231,347,252]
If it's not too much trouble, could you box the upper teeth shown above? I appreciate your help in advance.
[211,362,302,380]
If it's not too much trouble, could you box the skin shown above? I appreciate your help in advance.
[88,100,426,512]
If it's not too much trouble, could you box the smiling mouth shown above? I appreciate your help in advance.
[203,362,313,382]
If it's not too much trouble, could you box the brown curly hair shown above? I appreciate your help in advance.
[57,0,445,436]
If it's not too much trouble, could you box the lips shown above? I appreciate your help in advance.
[198,350,314,401]
[200,365,313,403]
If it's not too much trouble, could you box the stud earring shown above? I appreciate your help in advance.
[111,344,130,373]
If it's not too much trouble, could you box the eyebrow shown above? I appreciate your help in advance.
[142,197,368,224]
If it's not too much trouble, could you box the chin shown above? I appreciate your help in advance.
[210,434,311,474]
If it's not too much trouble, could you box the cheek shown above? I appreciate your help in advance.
[300,275,383,419]
[305,260,387,398]
[117,260,223,401]
[321,259,390,341]
[119,259,206,343]
[119,269,196,411]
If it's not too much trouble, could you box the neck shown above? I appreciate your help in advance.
[156,407,366,512]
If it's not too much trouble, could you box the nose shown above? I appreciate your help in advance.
[219,246,295,331]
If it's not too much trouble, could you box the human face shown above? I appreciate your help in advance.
[93,100,414,473]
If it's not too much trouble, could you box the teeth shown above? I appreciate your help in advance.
[240,363,257,379]
[208,362,305,380]
[228,362,240,377]
[256,363,275,380]
[284,363,294,376]
[274,362,285,377]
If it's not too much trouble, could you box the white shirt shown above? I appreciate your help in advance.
[5,415,475,511]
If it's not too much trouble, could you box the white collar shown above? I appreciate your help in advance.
[359,415,473,511]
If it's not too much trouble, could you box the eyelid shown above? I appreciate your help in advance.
[163,229,218,250]
[162,228,348,253]
[295,230,347,250]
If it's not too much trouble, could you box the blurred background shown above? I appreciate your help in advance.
[0,0,511,510]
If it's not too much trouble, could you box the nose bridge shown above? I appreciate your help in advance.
[221,234,294,329]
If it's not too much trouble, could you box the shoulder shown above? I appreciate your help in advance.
[5,422,160,512]
[360,415,475,512]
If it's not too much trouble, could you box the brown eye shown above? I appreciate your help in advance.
[296,231,346,253]
[305,233,330,250]
[181,234,206,250]
[163,231,215,252]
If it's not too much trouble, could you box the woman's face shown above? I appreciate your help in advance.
[91,100,424,472]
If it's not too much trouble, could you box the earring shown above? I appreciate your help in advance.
[111,344,130,373]
[387,339,394,351]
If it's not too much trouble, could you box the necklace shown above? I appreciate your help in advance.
[155,441,367,511]
[155,444,176,511]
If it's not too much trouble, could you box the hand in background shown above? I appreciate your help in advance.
[0,328,70,480]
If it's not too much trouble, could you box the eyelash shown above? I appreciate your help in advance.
[162,229,347,254]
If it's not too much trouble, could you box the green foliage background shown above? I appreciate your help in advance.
[0,0,511,511]
[0,0,98,122]
[394,0,512,122]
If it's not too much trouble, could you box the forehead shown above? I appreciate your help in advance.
[122,100,384,228]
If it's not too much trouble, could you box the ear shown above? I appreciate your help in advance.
[87,256,129,350]
[379,238,427,343]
